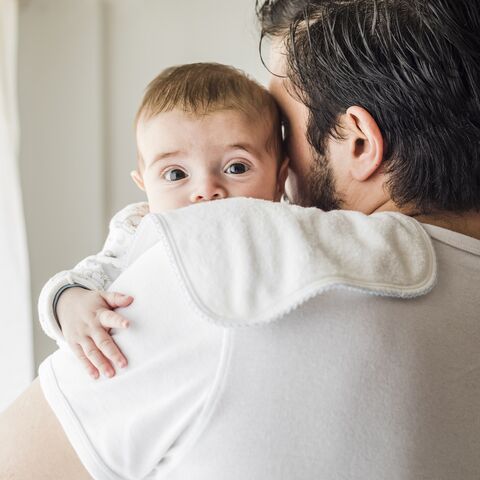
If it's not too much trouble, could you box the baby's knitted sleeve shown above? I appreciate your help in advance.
[37,202,150,345]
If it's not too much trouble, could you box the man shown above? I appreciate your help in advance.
[1,1,479,478]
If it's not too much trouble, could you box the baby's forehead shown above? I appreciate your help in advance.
[138,107,277,141]
[140,105,276,125]
[136,107,281,164]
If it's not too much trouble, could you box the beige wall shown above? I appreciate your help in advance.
[18,0,266,369]
[18,0,105,368]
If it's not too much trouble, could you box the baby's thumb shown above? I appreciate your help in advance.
[100,291,134,309]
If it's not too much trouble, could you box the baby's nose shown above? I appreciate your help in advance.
[190,182,227,203]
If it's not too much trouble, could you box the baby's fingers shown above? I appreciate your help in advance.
[100,291,134,309]
[96,308,130,329]
[80,337,117,378]
[71,343,100,380]
[90,328,128,372]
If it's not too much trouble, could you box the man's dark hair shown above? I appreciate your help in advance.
[258,0,480,213]
[256,0,313,36]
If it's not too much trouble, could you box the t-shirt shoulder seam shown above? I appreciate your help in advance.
[421,223,480,256]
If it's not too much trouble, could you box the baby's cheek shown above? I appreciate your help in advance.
[145,188,172,213]
[241,177,278,202]
[148,196,188,213]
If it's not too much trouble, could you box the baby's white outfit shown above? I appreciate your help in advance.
[38,202,150,345]
[38,198,480,479]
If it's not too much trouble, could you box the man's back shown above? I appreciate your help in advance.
[165,222,480,479]
[38,199,479,479]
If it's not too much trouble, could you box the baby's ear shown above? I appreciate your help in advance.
[130,170,145,191]
[275,157,289,200]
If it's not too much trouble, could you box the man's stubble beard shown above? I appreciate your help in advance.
[290,149,343,211]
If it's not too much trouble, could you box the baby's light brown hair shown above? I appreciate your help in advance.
[135,63,282,167]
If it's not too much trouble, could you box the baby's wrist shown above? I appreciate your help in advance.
[53,284,90,330]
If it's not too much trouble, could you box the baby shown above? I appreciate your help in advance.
[38,62,287,379]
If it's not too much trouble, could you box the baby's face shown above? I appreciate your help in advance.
[135,109,285,213]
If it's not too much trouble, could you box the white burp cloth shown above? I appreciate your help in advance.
[127,197,437,326]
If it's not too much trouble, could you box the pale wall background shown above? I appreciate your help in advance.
[18,0,267,369]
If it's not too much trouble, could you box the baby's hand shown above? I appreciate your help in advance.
[56,287,134,379]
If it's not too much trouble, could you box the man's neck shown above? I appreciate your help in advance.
[373,200,480,240]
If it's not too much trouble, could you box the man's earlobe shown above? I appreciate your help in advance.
[345,106,384,182]
[130,170,145,191]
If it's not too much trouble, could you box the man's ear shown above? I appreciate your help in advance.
[275,156,290,201]
[130,170,145,191]
[344,106,383,182]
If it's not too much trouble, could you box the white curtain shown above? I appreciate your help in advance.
[0,0,33,412]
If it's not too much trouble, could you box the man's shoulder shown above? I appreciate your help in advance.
[134,198,437,327]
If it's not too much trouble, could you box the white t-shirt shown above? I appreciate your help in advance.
[38,198,480,480]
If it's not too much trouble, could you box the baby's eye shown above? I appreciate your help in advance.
[225,163,249,175]
[163,168,187,181]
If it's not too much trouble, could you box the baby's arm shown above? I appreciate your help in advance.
[38,202,149,377]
